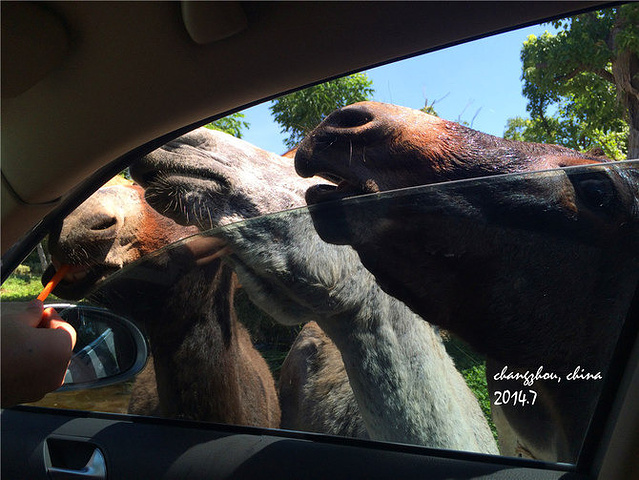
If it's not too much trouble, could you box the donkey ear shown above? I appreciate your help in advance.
[543,155,605,169]
[585,146,607,158]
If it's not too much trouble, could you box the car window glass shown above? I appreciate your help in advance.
[6,159,636,466]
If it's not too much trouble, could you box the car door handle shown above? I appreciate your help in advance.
[45,443,107,480]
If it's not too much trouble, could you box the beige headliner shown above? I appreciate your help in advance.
[1,1,606,250]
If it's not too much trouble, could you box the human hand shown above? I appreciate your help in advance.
[1,300,77,407]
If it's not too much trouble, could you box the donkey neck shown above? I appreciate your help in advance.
[319,272,497,453]
[146,262,247,423]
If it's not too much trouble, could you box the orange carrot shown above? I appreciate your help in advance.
[37,264,71,301]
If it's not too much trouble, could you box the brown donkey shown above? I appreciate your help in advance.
[295,101,639,461]
[44,183,280,428]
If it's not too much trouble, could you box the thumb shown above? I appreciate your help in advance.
[7,299,46,327]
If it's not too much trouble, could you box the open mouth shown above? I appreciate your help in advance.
[42,261,116,301]
[305,175,379,205]
[296,147,380,205]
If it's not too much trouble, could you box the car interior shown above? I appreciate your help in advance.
[2,2,638,479]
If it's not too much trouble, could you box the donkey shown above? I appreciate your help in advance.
[130,128,498,454]
[44,183,281,427]
[279,321,367,439]
[294,101,639,461]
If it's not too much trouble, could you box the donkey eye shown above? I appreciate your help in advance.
[572,173,618,214]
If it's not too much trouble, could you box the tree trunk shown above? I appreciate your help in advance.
[629,122,639,160]
[619,49,639,159]
[611,27,639,159]
[36,242,49,272]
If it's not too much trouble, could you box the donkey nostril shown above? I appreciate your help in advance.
[324,106,373,129]
[90,214,117,232]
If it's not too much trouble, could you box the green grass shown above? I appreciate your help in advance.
[443,334,497,440]
[258,347,291,381]
[0,267,62,303]
[460,363,496,439]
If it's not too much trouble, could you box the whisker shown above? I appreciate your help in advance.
[349,140,353,167]
[317,138,336,154]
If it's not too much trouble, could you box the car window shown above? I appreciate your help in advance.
[2,4,637,470]
[6,157,636,466]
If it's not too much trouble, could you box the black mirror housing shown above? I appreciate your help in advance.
[45,304,148,392]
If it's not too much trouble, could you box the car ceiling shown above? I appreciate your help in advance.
[1,1,611,253]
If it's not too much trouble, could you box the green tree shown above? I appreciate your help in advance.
[205,112,250,138]
[270,73,374,148]
[420,98,440,116]
[504,5,638,159]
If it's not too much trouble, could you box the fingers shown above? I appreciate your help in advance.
[41,307,77,349]
[2,300,44,327]
[45,319,77,350]
[1,308,75,407]
[26,327,74,398]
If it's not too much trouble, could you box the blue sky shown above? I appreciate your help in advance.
[241,23,558,155]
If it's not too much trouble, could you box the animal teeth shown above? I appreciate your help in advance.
[64,270,88,283]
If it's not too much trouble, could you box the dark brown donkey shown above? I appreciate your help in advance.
[295,101,639,462]
[43,183,280,427]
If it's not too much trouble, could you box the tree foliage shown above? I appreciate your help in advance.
[205,112,250,138]
[504,5,639,159]
[420,98,439,117]
[270,73,375,148]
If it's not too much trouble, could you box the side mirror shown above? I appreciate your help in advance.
[45,304,148,391]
